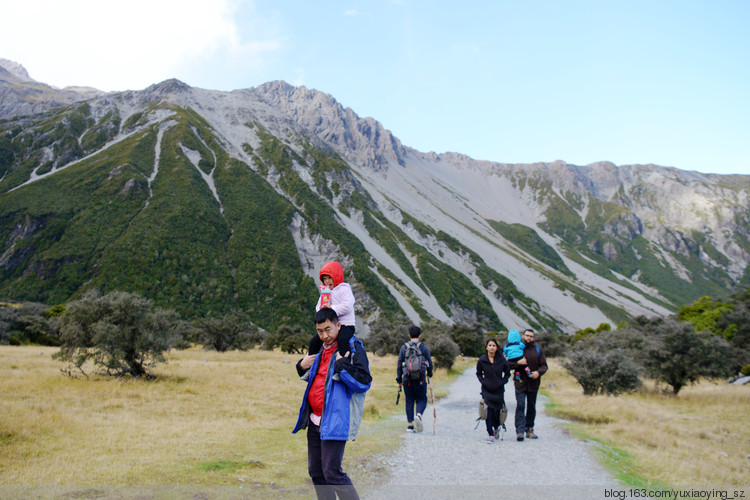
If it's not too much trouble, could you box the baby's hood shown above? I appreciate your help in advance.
[319,261,344,287]
[507,329,521,344]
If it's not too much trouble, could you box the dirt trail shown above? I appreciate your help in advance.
[361,366,618,499]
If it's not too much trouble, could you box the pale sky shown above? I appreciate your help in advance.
[2,0,748,175]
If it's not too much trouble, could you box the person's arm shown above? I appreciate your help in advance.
[331,284,355,317]
[423,345,433,378]
[396,345,405,384]
[476,359,483,383]
[297,354,316,377]
[335,343,371,392]
[535,349,548,377]
[501,358,511,384]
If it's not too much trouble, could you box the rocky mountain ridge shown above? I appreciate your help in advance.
[0,60,747,333]
[0,58,103,119]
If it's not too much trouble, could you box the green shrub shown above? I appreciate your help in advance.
[563,346,642,395]
[535,329,570,357]
[366,314,412,356]
[449,323,485,357]
[53,290,186,378]
[193,310,262,352]
[421,322,460,370]
[263,324,310,354]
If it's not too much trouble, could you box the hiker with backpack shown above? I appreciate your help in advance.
[476,337,511,443]
[509,328,548,441]
[397,326,433,433]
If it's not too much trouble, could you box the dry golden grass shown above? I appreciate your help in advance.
[543,358,750,487]
[0,345,467,491]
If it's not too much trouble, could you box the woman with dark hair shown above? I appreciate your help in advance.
[475,337,510,443]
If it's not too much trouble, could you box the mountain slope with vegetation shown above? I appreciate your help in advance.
[0,62,748,334]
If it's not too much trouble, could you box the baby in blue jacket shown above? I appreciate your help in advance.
[503,329,531,382]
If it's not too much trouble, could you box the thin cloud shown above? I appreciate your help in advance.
[0,0,282,91]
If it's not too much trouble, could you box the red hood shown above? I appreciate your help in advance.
[319,261,344,287]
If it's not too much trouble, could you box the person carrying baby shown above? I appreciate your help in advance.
[503,329,531,382]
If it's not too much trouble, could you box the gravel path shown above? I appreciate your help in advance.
[361,366,619,499]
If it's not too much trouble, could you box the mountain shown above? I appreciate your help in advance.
[0,58,103,119]
[1,60,748,334]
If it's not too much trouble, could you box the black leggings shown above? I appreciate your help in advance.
[485,404,504,435]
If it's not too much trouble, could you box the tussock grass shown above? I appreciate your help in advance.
[0,346,466,490]
[543,359,750,487]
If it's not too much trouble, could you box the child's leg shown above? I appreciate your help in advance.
[309,334,323,355]
[337,325,355,356]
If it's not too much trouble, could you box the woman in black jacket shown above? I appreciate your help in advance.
[476,337,511,443]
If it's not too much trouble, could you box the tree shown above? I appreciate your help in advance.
[421,321,460,370]
[0,301,59,346]
[563,345,642,395]
[193,310,262,351]
[449,323,485,357]
[678,296,732,337]
[717,288,750,351]
[262,324,310,354]
[534,329,570,358]
[365,314,412,356]
[641,318,737,395]
[53,290,185,378]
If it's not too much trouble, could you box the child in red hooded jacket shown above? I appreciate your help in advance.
[309,261,356,357]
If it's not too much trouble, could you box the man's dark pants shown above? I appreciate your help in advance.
[307,422,359,500]
[402,378,427,422]
[514,386,538,435]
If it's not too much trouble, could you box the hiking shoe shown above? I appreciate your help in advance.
[406,426,415,433]
[516,433,524,441]
[486,435,494,443]
[493,428,500,440]
[526,428,538,439]
[414,415,424,433]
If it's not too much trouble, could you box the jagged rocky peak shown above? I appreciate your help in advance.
[251,80,406,171]
[144,78,192,96]
[0,58,33,81]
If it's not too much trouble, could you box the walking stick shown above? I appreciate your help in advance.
[427,376,436,434]
[396,384,402,405]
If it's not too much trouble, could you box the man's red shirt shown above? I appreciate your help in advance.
[308,342,337,417]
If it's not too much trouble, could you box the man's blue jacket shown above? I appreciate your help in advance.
[292,336,372,441]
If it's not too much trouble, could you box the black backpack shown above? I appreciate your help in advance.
[403,342,425,381]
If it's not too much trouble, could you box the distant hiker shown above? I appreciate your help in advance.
[397,326,434,433]
[476,337,510,443]
[293,308,371,500]
[504,329,532,382]
[309,260,356,359]
[509,328,548,441]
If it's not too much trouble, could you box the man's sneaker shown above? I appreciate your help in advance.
[526,428,538,439]
[516,433,525,441]
[406,426,415,433]
[486,435,494,443]
[414,414,424,433]
[493,427,500,440]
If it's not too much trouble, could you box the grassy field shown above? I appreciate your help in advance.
[542,359,750,487]
[3,346,748,496]
[0,345,469,496]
